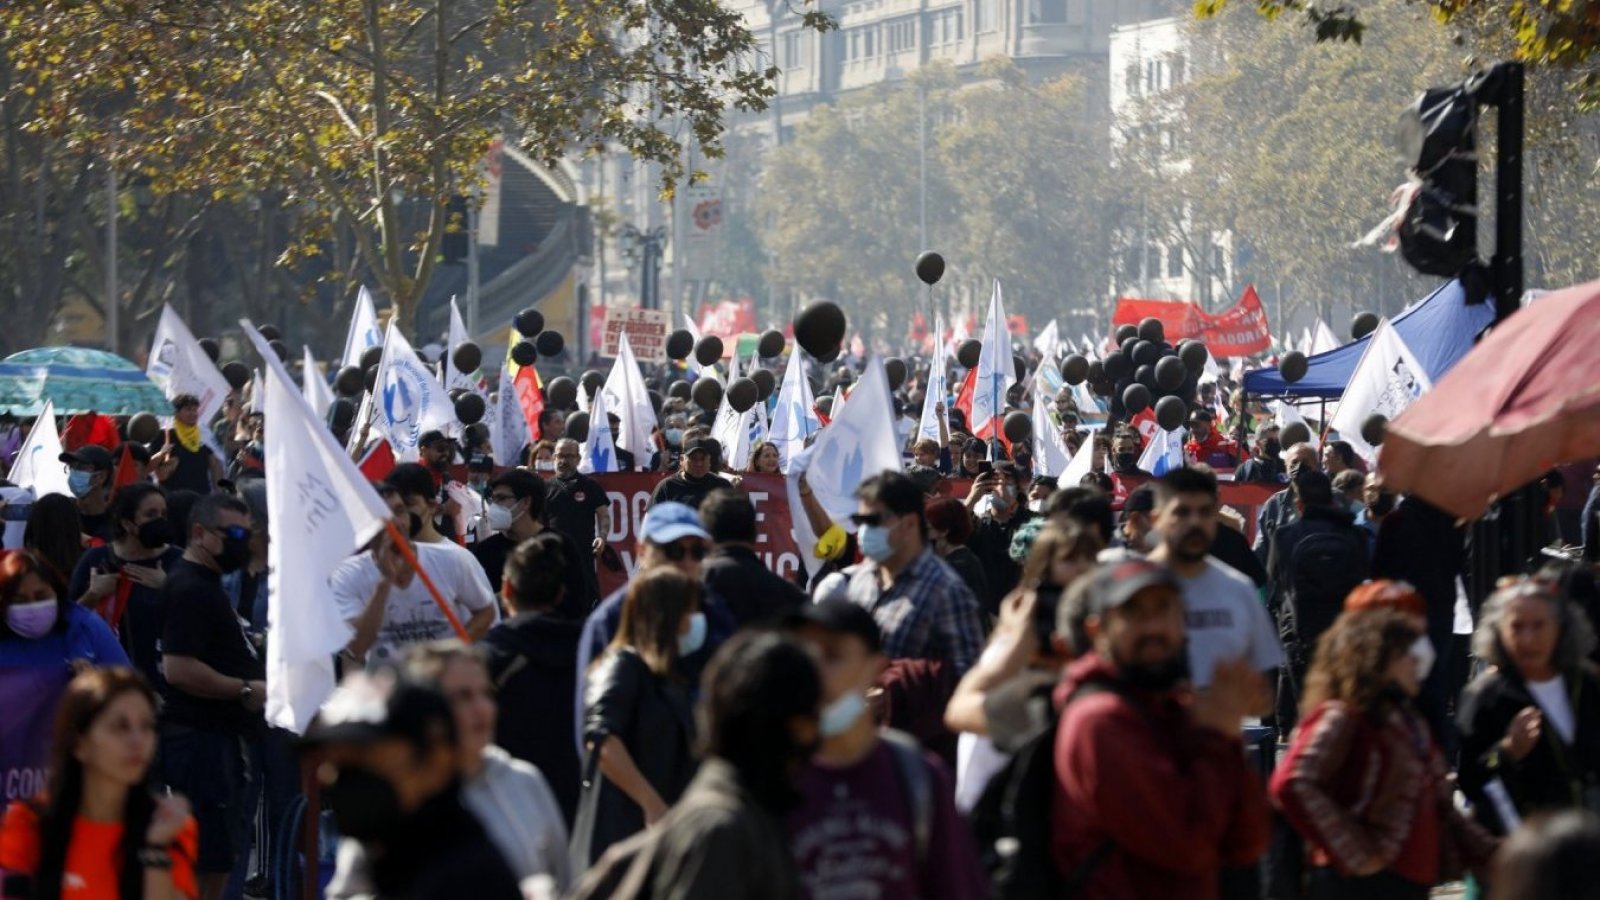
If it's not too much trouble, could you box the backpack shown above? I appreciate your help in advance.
[1285,528,1368,653]
[881,728,934,867]
[969,682,1118,900]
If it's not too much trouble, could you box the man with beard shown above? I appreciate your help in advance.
[1050,560,1271,899]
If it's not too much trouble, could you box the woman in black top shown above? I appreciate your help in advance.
[70,484,184,685]
[925,498,988,608]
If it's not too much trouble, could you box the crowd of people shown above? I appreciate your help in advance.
[2,334,1600,900]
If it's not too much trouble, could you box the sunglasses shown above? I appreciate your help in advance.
[659,542,709,562]
[213,525,251,542]
[849,512,895,527]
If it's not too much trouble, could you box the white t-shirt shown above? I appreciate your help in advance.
[1528,675,1576,744]
[1175,557,1284,689]
[331,540,498,664]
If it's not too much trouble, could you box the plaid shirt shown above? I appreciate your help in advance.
[820,547,985,674]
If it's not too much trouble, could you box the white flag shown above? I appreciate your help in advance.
[1033,319,1062,363]
[711,396,751,472]
[342,286,383,370]
[1137,427,1186,476]
[1276,401,1322,452]
[601,333,655,469]
[770,349,819,474]
[917,316,949,446]
[1061,429,1095,486]
[9,400,71,500]
[1031,386,1072,477]
[579,388,620,474]
[490,361,531,467]
[145,304,231,454]
[1310,319,1341,356]
[1331,318,1432,461]
[971,281,1015,438]
[444,297,479,394]
[804,356,903,527]
[301,346,334,420]
[372,320,456,456]
[241,321,391,734]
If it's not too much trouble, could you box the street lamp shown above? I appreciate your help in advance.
[618,224,669,311]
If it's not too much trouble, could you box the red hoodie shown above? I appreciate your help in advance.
[1049,654,1270,900]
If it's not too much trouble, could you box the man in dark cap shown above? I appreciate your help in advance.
[649,436,732,510]
[60,444,115,541]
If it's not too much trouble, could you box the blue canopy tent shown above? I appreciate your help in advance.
[1242,280,1498,399]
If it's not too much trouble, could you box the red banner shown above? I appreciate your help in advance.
[1111,285,1271,358]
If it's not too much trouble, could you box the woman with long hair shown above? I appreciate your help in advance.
[0,668,197,899]
[1458,579,1600,836]
[68,485,182,686]
[924,498,988,605]
[572,568,702,867]
[746,442,781,476]
[0,550,126,672]
[22,496,88,596]
[1272,609,1496,899]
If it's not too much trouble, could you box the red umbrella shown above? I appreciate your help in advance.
[1379,278,1600,520]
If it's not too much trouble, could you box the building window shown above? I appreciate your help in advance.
[1029,0,1066,24]
[1125,62,1140,97]
[1167,244,1184,279]
[1170,54,1186,86]
[1211,243,1228,279]
[781,32,804,68]
[864,28,876,57]
[887,18,915,53]
[975,0,998,33]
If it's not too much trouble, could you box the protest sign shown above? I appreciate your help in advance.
[602,308,669,362]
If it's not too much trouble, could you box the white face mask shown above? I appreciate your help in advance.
[535,460,556,473]
[1028,498,1045,513]
[485,503,517,533]
[1408,635,1436,682]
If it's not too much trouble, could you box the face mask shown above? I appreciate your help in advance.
[1118,656,1188,692]
[6,598,58,639]
[1408,635,1436,682]
[485,503,517,533]
[216,534,253,574]
[135,518,173,549]
[1114,453,1138,470]
[819,691,867,737]
[1264,438,1282,458]
[68,470,95,499]
[859,524,895,562]
[1028,499,1045,513]
[665,428,683,447]
[324,765,405,842]
[535,460,556,473]
[678,611,708,656]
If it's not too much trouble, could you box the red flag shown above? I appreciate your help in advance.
[953,367,977,430]
[357,439,397,482]
[514,365,545,441]
[63,412,119,451]
[112,444,141,488]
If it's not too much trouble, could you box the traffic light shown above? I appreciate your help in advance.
[1394,84,1478,278]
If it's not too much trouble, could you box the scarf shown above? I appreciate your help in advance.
[172,421,203,454]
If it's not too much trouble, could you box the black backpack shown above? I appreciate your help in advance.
[969,681,1118,900]
[1285,527,1369,651]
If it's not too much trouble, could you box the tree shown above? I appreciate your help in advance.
[9,0,828,335]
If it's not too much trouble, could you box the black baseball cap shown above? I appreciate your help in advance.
[60,446,114,471]
[301,667,456,750]
[417,430,455,449]
[684,436,719,457]
[1123,485,1156,515]
[783,598,883,654]
[1084,559,1181,617]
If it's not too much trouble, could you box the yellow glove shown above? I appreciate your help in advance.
[814,524,848,561]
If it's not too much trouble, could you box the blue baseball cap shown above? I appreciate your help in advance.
[640,502,711,545]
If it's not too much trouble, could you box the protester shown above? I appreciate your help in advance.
[570,631,822,900]
[1487,810,1600,900]
[1099,483,1156,562]
[21,495,90,603]
[925,496,989,604]
[158,493,265,900]
[59,445,115,542]
[1184,408,1237,467]
[1332,469,1366,517]
[573,568,703,867]
[529,440,557,475]
[152,394,223,495]
[814,472,985,674]
[783,598,988,900]
[471,467,591,619]
[1050,559,1271,897]
[747,440,781,475]
[1272,608,1496,899]
[605,413,636,472]
[697,488,806,626]
[648,436,732,510]
[1321,441,1357,478]
[1457,579,1600,836]
[1254,441,1319,562]
[957,438,987,478]
[1042,485,1115,547]
[538,409,566,444]
[1108,429,1152,479]
[0,548,126,672]
[387,465,497,618]
[0,668,197,900]
[965,462,1037,616]
[69,483,182,688]
[1357,472,1397,540]
[544,438,612,604]
[1234,428,1285,484]
[307,668,523,900]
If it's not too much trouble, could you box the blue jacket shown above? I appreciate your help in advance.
[0,603,129,671]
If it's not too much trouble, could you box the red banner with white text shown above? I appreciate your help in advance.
[1111,285,1272,358]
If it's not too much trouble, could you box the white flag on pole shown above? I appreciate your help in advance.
[1061,429,1095,486]
[1310,319,1341,356]
[1137,427,1186,476]
[342,286,383,370]
[444,298,479,394]
[770,349,819,474]
[1033,319,1062,363]
[1031,386,1072,477]
[9,400,71,500]
[146,304,231,456]
[1331,318,1432,461]
[971,281,1015,439]
[601,334,655,470]
[917,316,949,446]
[372,320,456,457]
[711,394,752,472]
[490,348,531,466]
[579,388,620,474]
[241,321,391,734]
[301,346,334,420]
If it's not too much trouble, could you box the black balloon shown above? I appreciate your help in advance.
[1155,395,1187,432]
[1122,383,1152,414]
[815,345,841,364]
[752,368,776,400]
[127,412,162,444]
[956,339,982,369]
[453,342,482,374]
[335,366,365,396]
[565,411,590,442]
[1132,340,1160,368]
[510,341,538,367]
[535,331,565,357]
[363,365,379,394]
[727,378,759,413]
[1351,312,1380,341]
[758,329,785,359]
[1135,364,1157,389]
[454,393,486,425]
[1102,353,1131,382]
[1180,341,1209,373]
[691,377,723,411]
[1361,414,1388,447]
[1137,317,1166,344]
[1003,410,1032,443]
[666,329,695,361]
[1061,354,1090,386]
[268,339,289,362]
[258,324,282,342]
[1155,356,1187,391]
[1279,351,1309,384]
[794,302,847,360]
[448,388,468,403]
[885,358,907,391]
[464,422,490,447]
[694,335,724,367]
[1086,359,1105,384]
[328,398,356,432]
[1120,336,1140,357]
[1115,324,1138,344]
[515,308,545,338]
[222,361,251,390]
[544,376,577,409]
[915,251,946,286]
[198,338,221,362]
[1279,421,1312,450]
[648,390,664,415]
[580,370,604,393]
[360,345,384,372]
[668,380,691,401]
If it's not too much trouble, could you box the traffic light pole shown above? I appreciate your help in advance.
[1490,62,1524,324]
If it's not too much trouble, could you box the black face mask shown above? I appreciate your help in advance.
[1368,492,1396,518]
[1114,452,1139,470]
[1263,438,1282,459]
[216,534,253,574]
[324,765,405,842]
[136,518,173,549]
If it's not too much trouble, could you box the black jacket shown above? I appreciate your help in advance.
[648,473,733,511]
[1266,504,1370,616]
[701,545,806,628]
[1457,665,1600,834]
[481,611,584,824]
[366,785,522,900]
[941,545,990,609]
[1373,497,1465,639]
[968,508,1036,617]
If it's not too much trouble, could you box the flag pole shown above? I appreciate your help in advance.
[383,521,471,641]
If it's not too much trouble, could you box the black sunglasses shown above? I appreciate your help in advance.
[659,542,709,562]
[213,524,251,542]
[849,512,895,527]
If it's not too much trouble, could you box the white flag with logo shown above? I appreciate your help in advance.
[601,333,655,469]
[490,351,531,466]
[342,286,383,370]
[9,400,71,500]
[145,304,231,455]
[1332,318,1432,461]
[372,320,456,457]
[1031,386,1072,477]
[241,321,391,734]
[1137,427,1185,476]
[579,388,620,474]
[917,316,948,445]
[711,395,752,472]
[971,281,1015,439]
[770,348,819,474]
[301,346,334,420]
[444,297,479,394]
